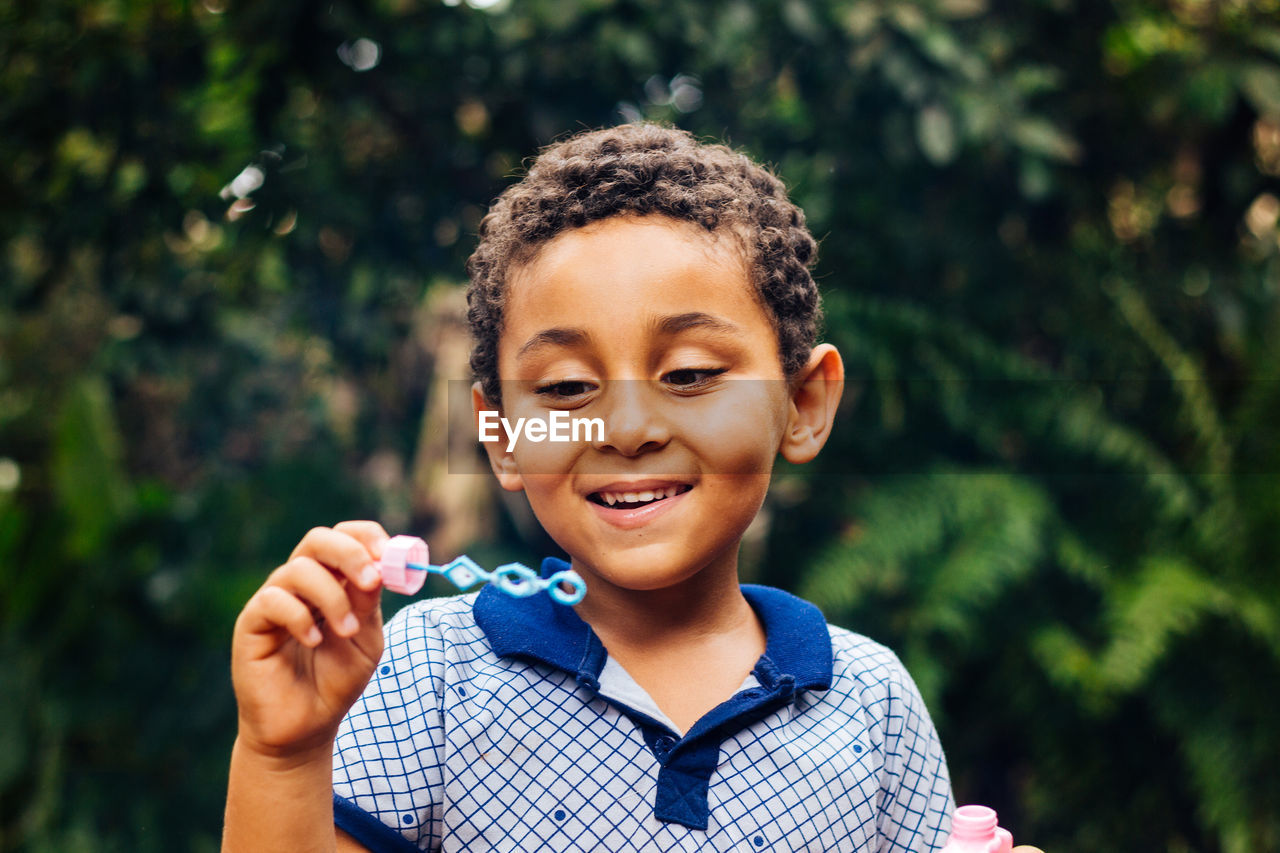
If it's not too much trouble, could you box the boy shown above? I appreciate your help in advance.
[224,124,955,851]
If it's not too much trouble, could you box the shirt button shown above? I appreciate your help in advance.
[654,735,677,756]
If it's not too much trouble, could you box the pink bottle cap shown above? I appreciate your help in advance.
[379,535,428,595]
[943,805,1014,853]
[952,805,999,840]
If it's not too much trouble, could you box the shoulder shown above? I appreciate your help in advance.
[822,623,930,717]
[336,594,493,752]
[371,593,495,685]
[384,592,481,633]
[826,624,911,685]
[382,593,485,647]
[745,582,929,716]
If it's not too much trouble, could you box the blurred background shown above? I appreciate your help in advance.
[3,0,1280,850]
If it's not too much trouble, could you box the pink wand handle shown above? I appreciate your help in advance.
[378,535,429,595]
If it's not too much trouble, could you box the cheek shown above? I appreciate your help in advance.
[706,473,772,509]
[673,392,789,474]
[516,473,582,544]
[512,440,583,476]
[694,473,774,551]
[498,395,590,475]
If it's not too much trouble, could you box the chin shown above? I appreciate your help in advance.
[575,544,736,593]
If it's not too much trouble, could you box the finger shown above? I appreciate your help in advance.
[330,521,393,620]
[272,556,362,638]
[330,520,392,610]
[290,526,382,592]
[240,585,323,649]
[332,520,391,560]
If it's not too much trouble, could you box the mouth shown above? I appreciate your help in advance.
[586,483,693,510]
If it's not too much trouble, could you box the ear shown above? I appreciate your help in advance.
[472,382,524,492]
[779,343,845,465]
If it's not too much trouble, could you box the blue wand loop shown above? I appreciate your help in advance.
[377,534,586,605]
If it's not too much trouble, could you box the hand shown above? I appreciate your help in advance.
[231,520,388,759]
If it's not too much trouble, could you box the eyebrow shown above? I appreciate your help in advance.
[515,327,590,360]
[653,312,741,337]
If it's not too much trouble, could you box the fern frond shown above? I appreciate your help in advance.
[803,469,1052,631]
[834,293,1201,521]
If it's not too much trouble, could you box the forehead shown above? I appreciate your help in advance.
[503,215,758,325]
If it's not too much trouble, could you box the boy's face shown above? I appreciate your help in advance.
[476,215,831,597]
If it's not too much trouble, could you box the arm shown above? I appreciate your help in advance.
[226,740,378,851]
[222,521,387,853]
[875,655,955,853]
[872,670,1048,853]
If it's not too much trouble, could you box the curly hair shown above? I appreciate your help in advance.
[465,123,821,403]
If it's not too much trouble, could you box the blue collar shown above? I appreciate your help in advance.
[473,557,833,692]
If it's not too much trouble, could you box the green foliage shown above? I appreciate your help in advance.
[3,0,1280,850]
[53,378,135,560]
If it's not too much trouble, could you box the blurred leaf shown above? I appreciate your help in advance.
[52,378,134,560]
[1239,62,1280,117]
[917,103,958,165]
[1010,116,1082,163]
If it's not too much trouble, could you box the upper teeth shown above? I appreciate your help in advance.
[598,486,684,506]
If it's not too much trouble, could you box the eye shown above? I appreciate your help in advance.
[662,367,727,390]
[534,380,597,402]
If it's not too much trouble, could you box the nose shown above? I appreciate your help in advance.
[593,380,670,457]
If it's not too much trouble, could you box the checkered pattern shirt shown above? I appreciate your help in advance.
[332,558,954,851]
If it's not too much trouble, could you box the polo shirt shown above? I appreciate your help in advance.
[332,558,954,851]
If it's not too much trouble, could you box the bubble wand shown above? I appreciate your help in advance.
[376,534,586,605]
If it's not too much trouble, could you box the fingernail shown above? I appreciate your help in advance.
[305,626,323,646]
[340,613,360,635]
[361,565,381,588]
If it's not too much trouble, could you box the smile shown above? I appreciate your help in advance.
[585,482,692,530]
[587,483,693,508]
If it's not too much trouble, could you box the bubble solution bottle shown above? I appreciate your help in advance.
[941,805,1014,853]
